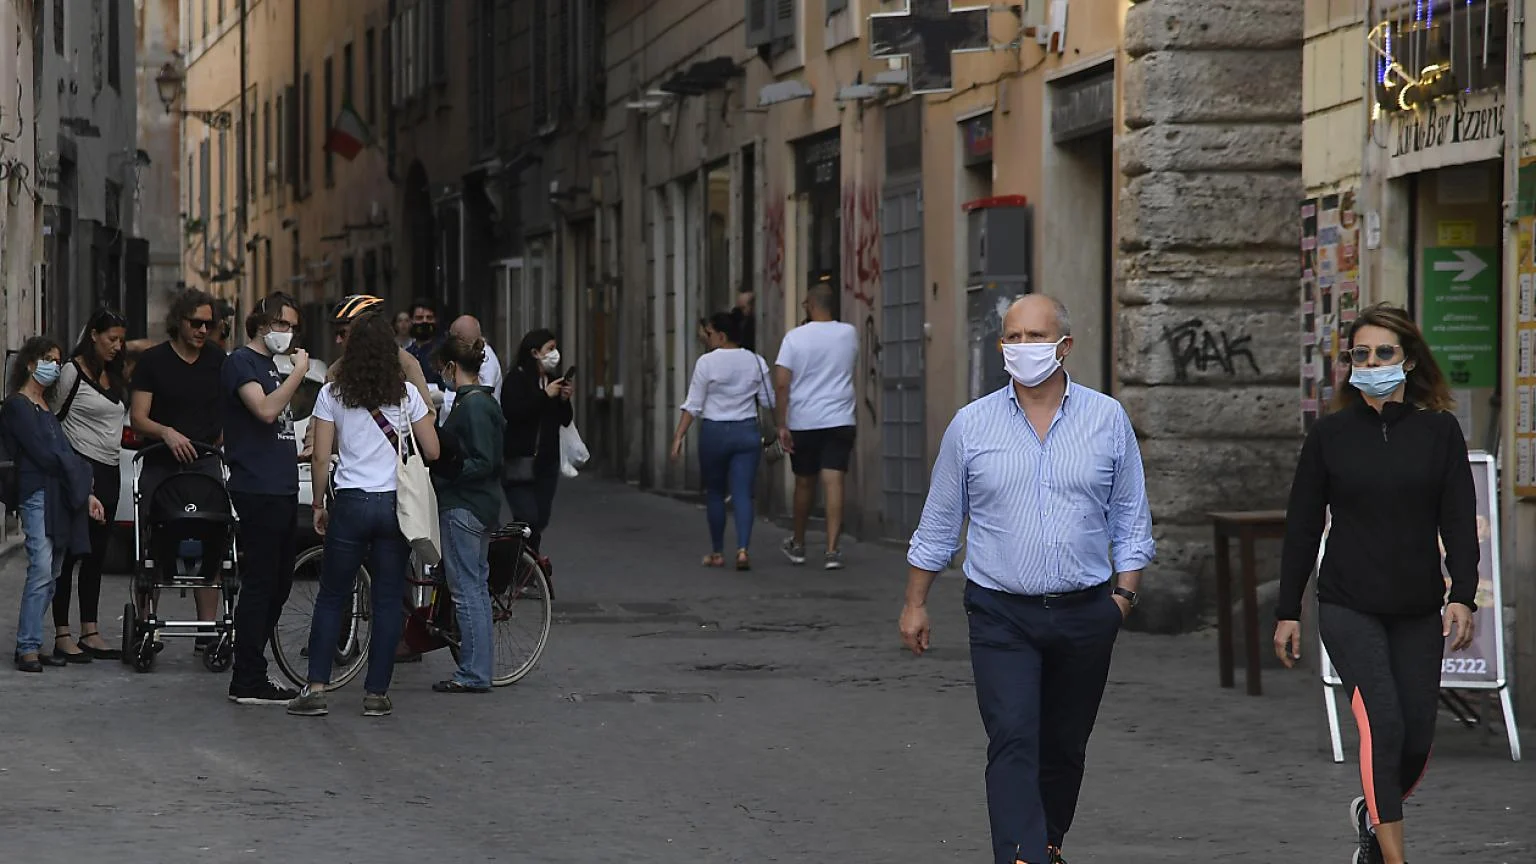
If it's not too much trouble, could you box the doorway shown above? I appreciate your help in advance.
[880,180,926,539]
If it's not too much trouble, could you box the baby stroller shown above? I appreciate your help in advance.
[121,442,240,673]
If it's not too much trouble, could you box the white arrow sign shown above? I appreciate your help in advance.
[1433,249,1489,282]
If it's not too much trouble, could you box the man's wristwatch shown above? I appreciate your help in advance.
[1112,586,1139,608]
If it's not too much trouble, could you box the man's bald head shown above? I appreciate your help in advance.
[449,315,483,342]
[1002,294,1072,343]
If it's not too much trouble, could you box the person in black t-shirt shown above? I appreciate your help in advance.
[221,293,311,704]
[130,288,227,633]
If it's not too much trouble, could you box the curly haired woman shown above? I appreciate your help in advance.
[289,313,439,718]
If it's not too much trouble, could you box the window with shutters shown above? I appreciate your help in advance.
[365,29,376,125]
[301,73,312,196]
[429,1,446,84]
[199,139,211,271]
[324,57,334,188]
[773,0,797,45]
[262,100,271,195]
[248,110,256,203]
[531,0,549,127]
[52,0,62,54]
[390,22,400,107]
[477,0,495,148]
[275,92,286,203]
[107,0,120,91]
[343,43,354,107]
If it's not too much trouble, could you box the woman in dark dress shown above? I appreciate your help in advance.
[500,329,572,552]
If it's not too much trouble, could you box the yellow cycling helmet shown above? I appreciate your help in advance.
[331,294,384,324]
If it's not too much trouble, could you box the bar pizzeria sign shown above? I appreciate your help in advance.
[1387,89,1505,178]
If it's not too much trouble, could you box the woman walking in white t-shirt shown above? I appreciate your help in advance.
[288,312,439,718]
[670,312,774,570]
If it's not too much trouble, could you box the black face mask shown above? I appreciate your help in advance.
[411,322,436,341]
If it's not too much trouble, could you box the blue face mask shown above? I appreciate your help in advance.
[441,363,457,393]
[1349,363,1406,399]
[33,360,60,387]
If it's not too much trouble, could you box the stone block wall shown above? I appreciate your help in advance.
[1120,0,1305,632]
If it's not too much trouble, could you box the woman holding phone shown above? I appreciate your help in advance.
[501,329,572,552]
[1274,303,1476,864]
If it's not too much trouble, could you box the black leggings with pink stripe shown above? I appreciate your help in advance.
[1320,603,1443,825]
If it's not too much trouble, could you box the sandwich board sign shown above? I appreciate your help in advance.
[1317,452,1520,761]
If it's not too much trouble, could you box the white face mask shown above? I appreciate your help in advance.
[263,330,293,355]
[1002,338,1065,388]
[540,349,561,372]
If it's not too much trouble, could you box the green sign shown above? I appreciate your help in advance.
[1421,247,1498,389]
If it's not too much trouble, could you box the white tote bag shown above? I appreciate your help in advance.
[559,423,590,478]
[389,399,442,565]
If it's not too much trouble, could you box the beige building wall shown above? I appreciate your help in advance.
[182,0,394,328]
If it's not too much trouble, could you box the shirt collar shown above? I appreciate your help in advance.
[1006,371,1074,415]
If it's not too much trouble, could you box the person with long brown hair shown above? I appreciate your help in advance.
[49,308,129,661]
[289,312,440,718]
[1275,303,1476,864]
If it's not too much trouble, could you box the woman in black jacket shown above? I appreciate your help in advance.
[1274,304,1476,864]
[2,337,105,673]
[501,328,571,551]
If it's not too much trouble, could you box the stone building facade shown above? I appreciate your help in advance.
[35,0,141,344]
[134,0,182,335]
[0,0,42,350]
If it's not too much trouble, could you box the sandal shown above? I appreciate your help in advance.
[77,630,122,661]
[735,550,751,571]
[701,553,725,568]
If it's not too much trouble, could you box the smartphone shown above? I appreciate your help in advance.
[561,366,578,382]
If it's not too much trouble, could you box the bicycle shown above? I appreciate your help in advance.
[270,523,553,689]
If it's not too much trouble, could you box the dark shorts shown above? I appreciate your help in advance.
[789,426,855,477]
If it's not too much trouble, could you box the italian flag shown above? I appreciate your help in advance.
[324,102,371,161]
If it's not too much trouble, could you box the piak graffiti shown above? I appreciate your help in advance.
[841,184,881,310]
[1160,318,1261,381]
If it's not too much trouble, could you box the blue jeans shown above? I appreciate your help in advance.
[16,490,65,657]
[440,508,493,688]
[698,419,760,553]
[307,490,411,695]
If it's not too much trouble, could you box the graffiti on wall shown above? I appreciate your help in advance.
[1161,318,1262,381]
[764,198,786,296]
[863,313,882,422]
[841,184,881,310]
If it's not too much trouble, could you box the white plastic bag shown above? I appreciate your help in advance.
[560,423,590,478]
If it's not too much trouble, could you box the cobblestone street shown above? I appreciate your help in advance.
[0,477,1530,863]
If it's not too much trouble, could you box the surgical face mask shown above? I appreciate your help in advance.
[1349,363,1406,399]
[1001,338,1065,388]
[263,330,293,355]
[33,360,60,387]
[540,349,562,372]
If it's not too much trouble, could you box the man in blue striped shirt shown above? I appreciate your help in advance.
[900,295,1155,864]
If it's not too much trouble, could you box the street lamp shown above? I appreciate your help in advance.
[155,61,233,129]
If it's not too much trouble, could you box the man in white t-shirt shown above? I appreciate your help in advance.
[773,282,859,570]
[438,316,503,423]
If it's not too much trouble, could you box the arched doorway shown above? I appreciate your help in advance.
[403,160,435,306]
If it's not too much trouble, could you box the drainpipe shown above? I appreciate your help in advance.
[387,0,397,183]
[238,0,247,302]
[1501,0,1525,691]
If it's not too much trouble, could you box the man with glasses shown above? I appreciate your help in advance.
[220,293,310,704]
[130,287,228,641]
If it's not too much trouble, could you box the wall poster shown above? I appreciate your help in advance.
[1300,191,1361,433]
[1515,156,1536,497]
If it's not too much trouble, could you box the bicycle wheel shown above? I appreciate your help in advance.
[488,548,552,686]
[271,544,373,690]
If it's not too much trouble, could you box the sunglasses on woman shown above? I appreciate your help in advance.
[1340,344,1403,366]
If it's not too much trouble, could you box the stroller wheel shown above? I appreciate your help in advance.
[132,634,156,673]
[120,603,137,666]
[203,635,233,673]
